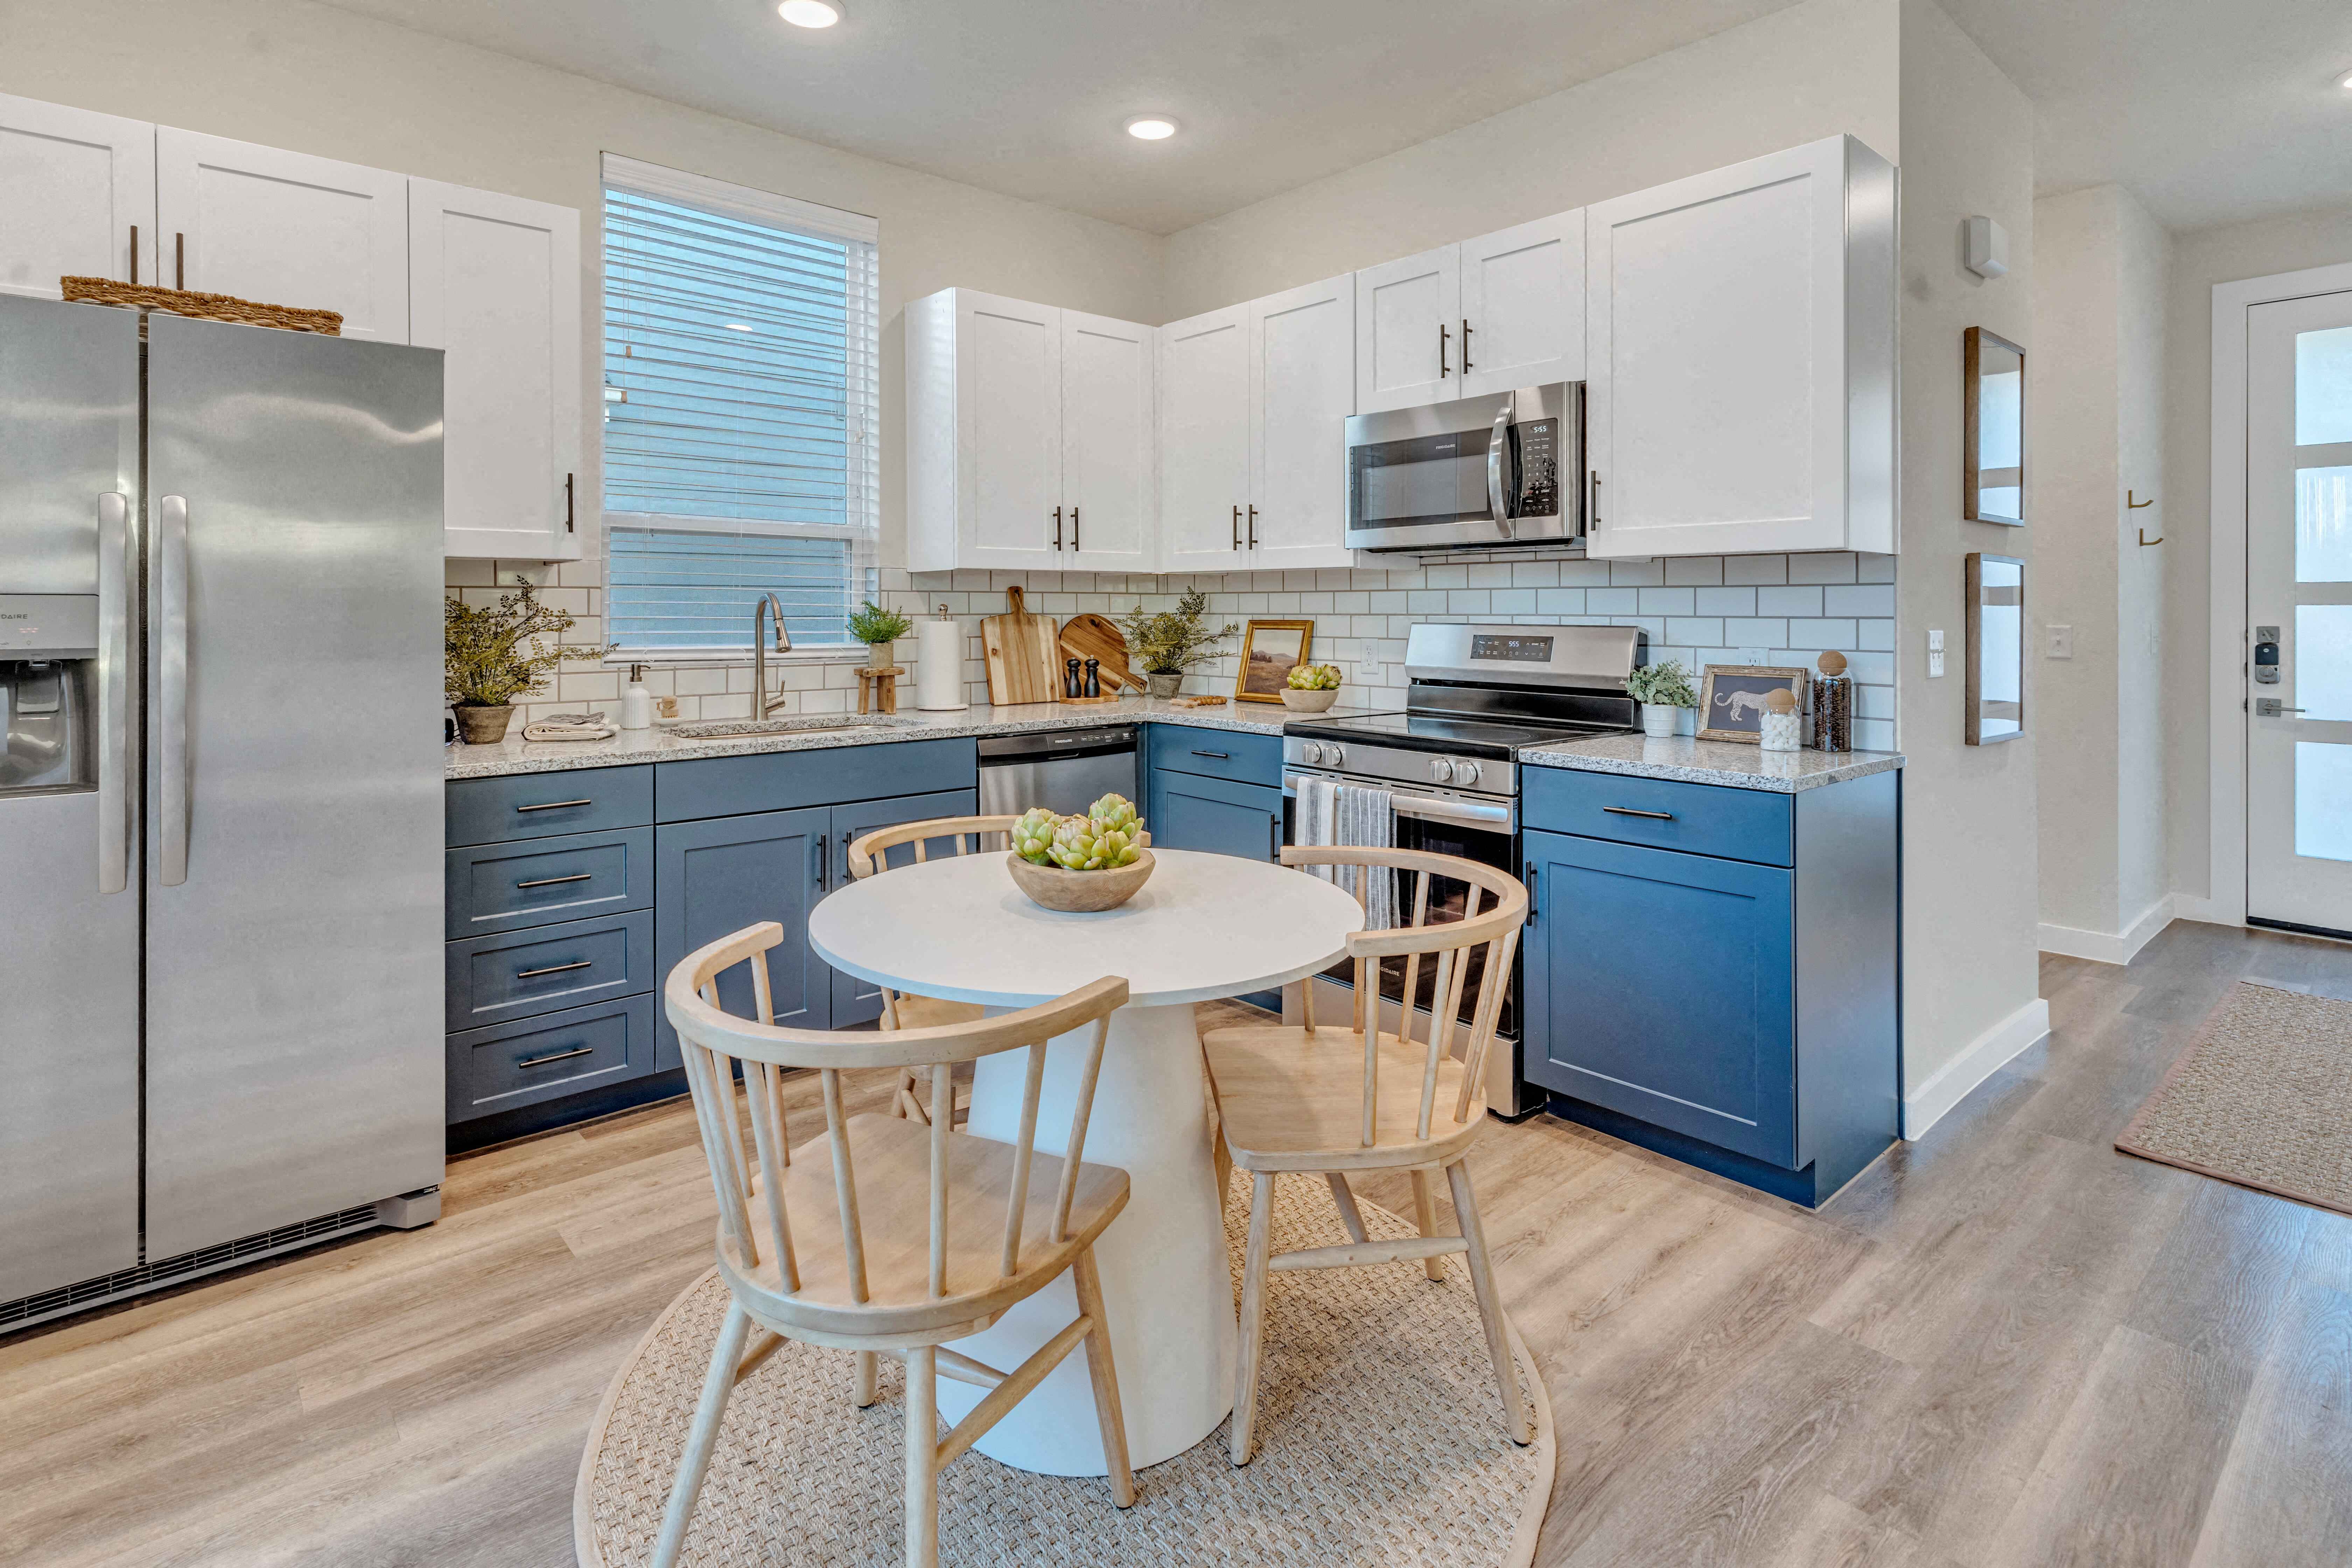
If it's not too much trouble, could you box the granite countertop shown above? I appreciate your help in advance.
[1519,733,1903,793]
[446,696,1328,780]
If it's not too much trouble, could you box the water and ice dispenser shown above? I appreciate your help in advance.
[0,595,96,794]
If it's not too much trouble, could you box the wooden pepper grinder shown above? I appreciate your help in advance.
[1812,651,1854,752]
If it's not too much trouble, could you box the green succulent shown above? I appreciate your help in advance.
[1047,814,1141,871]
[1013,807,1060,864]
[1287,663,1342,691]
[1087,793,1140,837]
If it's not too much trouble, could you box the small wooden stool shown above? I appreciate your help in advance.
[856,665,906,714]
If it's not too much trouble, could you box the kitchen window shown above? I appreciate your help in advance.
[600,154,879,652]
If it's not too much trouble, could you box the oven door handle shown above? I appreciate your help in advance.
[1284,774,1515,832]
[1487,394,1514,537]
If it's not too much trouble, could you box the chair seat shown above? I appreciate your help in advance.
[727,1112,1129,1339]
[895,993,988,1030]
[1204,1024,1486,1172]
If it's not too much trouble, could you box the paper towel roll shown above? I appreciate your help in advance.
[914,614,968,710]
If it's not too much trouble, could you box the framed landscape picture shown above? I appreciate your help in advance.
[1235,620,1313,703]
[1698,665,1810,744]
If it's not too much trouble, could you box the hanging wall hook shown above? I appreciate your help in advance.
[2128,490,2154,509]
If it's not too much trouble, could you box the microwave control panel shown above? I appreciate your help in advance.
[1514,418,1560,517]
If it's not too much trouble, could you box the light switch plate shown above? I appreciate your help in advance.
[1927,629,1945,652]
[2047,625,2074,659]
[1928,650,1946,678]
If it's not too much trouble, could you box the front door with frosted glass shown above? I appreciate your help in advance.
[2247,292,2352,936]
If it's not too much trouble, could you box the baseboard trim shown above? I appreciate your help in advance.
[2037,894,2179,966]
[1901,996,2051,1141]
[2171,894,2241,926]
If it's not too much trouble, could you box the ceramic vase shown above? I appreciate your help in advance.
[1146,671,1183,700]
[454,704,514,744]
[1642,703,1681,738]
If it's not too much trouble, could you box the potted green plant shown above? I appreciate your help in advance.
[444,578,613,744]
[1281,662,1344,713]
[1116,589,1238,700]
[1624,659,1698,738]
[847,600,914,670]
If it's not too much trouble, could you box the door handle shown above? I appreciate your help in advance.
[516,1045,595,1069]
[1525,866,1538,930]
[175,231,185,291]
[1590,472,1602,530]
[1601,805,1674,821]
[128,225,139,285]
[514,872,594,888]
[1231,504,1242,551]
[1052,506,1063,551]
[515,959,595,978]
[1461,318,1474,375]
[1438,321,1450,378]
[565,472,575,533]
[158,495,191,887]
[816,832,830,890]
[97,493,133,895]
[1487,393,1514,536]
[1070,506,1080,551]
[1247,505,1258,549]
[1269,808,1280,860]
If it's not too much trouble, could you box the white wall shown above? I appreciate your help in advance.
[1892,0,2044,1132]
[1161,0,1901,320]
[2163,206,2352,906]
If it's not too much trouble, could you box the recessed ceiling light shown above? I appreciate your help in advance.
[778,0,842,28]
[1124,115,1178,141]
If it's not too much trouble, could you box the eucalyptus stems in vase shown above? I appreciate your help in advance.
[1116,589,1238,699]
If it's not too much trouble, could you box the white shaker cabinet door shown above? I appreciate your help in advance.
[954,290,1064,568]
[1354,243,1458,414]
[1586,135,1893,559]
[1458,209,1583,398]
[1251,273,1357,570]
[156,128,409,342]
[410,180,581,561]
[1059,307,1155,572]
[1157,303,1251,573]
[0,93,153,299]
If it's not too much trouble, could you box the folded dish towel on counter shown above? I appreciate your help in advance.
[522,711,617,742]
[1292,774,1396,929]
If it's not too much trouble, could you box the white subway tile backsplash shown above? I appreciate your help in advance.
[1857,553,1897,584]
[1663,557,1726,586]
[1723,618,1789,646]
[1694,586,1756,616]
[1636,587,1695,616]
[1722,554,1789,586]
[1756,585,1822,617]
[1608,559,1665,587]
[1785,618,1857,649]
[1787,552,1859,584]
[1586,587,1639,614]
[1824,583,1895,618]
[1535,587,1587,614]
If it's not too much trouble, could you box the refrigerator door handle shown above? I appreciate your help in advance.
[97,492,133,894]
[159,494,191,887]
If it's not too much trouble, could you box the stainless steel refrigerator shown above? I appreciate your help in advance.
[0,296,446,1330]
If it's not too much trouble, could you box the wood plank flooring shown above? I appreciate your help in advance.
[6,919,2351,1567]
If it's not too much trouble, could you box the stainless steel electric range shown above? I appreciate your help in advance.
[1282,622,1647,1116]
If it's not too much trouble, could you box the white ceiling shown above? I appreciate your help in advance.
[1942,0,2352,232]
[317,0,1799,234]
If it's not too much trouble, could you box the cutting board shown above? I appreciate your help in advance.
[981,584,1061,706]
[1058,612,1136,693]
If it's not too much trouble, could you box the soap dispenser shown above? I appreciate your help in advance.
[620,664,654,730]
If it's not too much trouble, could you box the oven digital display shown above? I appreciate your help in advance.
[1471,634,1554,663]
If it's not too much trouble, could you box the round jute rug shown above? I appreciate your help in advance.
[575,1170,1555,1567]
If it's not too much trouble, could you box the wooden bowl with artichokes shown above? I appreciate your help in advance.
[1006,794,1155,912]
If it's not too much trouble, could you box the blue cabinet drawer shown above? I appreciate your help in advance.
[446,765,651,847]
[1148,724,1281,788]
[444,910,654,1032]
[656,737,978,824]
[448,995,655,1124]
[445,827,652,939]
[1522,766,1792,867]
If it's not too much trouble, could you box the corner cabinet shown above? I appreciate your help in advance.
[904,288,1155,573]
[1584,134,1895,559]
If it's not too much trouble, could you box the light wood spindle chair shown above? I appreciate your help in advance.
[1202,846,1533,1466]
[655,921,1138,1568]
[846,815,1016,1125]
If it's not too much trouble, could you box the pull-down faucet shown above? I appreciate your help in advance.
[752,593,791,719]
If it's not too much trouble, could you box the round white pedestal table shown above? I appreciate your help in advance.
[806,847,1364,1474]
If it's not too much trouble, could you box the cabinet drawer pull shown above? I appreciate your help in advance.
[515,798,594,813]
[514,872,594,888]
[1601,806,1675,821]
[1190,749,1230,760]
[516,1045,595,1069]
[514,959,594,979]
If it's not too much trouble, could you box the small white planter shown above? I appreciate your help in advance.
[1642,703,1683,738]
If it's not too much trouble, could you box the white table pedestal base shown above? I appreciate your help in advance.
[943,1002,1237,1474]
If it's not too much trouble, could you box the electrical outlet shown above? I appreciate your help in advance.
[2046,624,2074,659]
[1739,647,1769,665]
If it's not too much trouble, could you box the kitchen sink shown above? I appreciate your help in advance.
[665,715,923,740]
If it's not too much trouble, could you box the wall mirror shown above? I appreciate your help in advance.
[1965,552,2025,744]
[1964,327,2025,525]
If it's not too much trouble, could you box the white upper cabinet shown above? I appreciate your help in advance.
[1157,304,1252,573]
[1058,308,1155,572]
[1354,245,1457,414]
[0,93,153,299]
[1585,134,1895,558]
[1250,272,1357,570]
[958,291,1063,569]
[410,180,582,561]
[1457,210,1583,398]
[156,128,409,343]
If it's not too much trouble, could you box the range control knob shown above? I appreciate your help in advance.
[1302,741,1324,765]
[1455,759,1482,785]
[1430,757,1455,784]
[1327,744,1344,767]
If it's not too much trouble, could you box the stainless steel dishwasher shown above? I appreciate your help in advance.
[977,726,1140,818]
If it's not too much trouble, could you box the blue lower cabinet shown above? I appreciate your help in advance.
[444,910,655,1033]
[1522,828,1795,1165]
[448,994,656,1123]
[655,805,832,1068]
[1148,769,1283,862]
[825,789,979,1027]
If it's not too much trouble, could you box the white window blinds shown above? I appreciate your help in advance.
[600,155,878,650]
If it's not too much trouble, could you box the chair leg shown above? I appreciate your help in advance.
[1408,1168,1448,1281]
[650,1300,754,1568]
[1231,1172,1275,1466]
[854,1349,879,1408]
[1325,1172,1369,1244]
[904,1343,940,1568]
[1445,1157,1533,1446]
[1213,1126,1235,1222]
[1071,1246,1138,1506]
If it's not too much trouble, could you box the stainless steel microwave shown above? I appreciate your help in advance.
[1343,381,1584,552]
